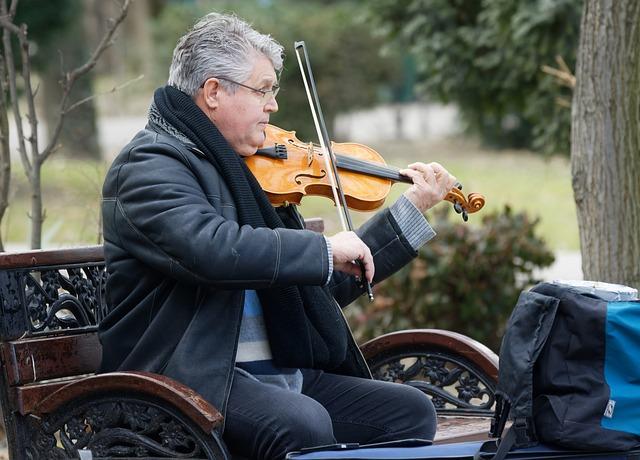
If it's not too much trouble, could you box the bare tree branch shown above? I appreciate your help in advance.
[0,51,12,251]
[541,55,576,89]
[0,0,19,33]
[0,0,17,251]
[555,55,573,76]
[555,97,572,109]
[541,65,576,88]
[0,16,20,35]
[18,23,39,171]
[64,73,144,114]
[40,81,71,162]
[68,0,131,82]
[0,1,31,175]
[42,0,132,161]
[541,55,576,112]
[8,0,17,18]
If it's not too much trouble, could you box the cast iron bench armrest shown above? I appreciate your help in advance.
[31,371,223,433]
[361,328,499,381]
[362,329,499,443]
[362,329,498,419]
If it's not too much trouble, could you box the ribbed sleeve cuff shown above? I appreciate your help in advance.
[389,195,436,250]
[323,235,334,285]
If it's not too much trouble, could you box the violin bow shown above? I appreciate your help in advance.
[294,40,375,302]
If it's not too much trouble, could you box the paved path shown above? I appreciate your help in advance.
[535,250,583,282]
[99,116,147,160]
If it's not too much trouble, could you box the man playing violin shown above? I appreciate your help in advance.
[99,12,458,460]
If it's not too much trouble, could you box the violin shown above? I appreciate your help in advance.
[246,124,486,221]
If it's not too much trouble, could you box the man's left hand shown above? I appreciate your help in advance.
[399,162,458,213]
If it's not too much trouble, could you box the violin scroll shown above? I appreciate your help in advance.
[446,186,486,222]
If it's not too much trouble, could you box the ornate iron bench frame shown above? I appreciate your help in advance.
[0,244,498,459]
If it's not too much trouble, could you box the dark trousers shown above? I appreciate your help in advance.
[223,368,437,460]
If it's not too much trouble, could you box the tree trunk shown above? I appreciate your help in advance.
[571,0,640,290]
[0,53,10,252]
[29,164,42,249]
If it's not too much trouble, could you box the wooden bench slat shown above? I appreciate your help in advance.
[1,332,101,385]
[434,416,492,444]
[303,217,324,233]
[0,246,104,269]
[14,380,71,415]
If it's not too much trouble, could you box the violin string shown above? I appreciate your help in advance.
[334,155,413,183]
[336,156,398,175]
[338,158,396,177]
[308,143,403,178]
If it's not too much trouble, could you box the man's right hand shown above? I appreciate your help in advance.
[327,231,374,283]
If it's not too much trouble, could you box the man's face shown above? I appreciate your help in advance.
[205,53,279,157]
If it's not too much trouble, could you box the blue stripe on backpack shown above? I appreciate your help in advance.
[603,301,640,434]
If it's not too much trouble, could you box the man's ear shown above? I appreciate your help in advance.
[200,78,221,109]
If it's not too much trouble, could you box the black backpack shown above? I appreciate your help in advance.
[490,282,640,459]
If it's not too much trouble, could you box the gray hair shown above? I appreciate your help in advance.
[168,13,284,97]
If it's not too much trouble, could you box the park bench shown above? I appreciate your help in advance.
[0,225,498,459]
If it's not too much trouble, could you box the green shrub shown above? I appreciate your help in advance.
[347,206,555,351]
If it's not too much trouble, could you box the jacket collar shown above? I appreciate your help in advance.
[148,101,206,158]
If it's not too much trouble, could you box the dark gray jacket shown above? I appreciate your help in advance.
[99,125,418,418]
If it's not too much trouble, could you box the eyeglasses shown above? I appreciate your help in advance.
[204,76,280,104]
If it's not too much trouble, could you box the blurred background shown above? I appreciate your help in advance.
[2,0,586,352]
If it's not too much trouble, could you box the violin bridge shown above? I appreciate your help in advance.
[307,142,314,166]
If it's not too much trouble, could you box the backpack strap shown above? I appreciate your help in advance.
[486,287,560,459]
[481,425,516,460]
[478,417,536,460]
[490,394,509,438]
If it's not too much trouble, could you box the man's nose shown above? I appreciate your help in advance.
[265,96,278,113]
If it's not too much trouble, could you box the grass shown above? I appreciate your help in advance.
[1,137,579,251]
[3,159,107,249]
